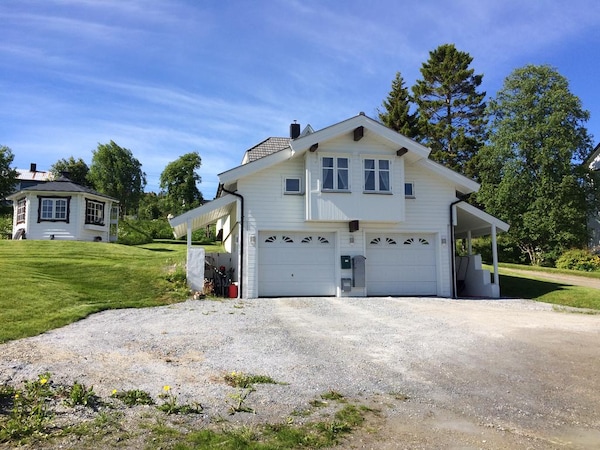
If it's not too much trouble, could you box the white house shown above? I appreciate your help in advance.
[587,143,600,249]
[169,113,509,298]
[7,175,119,242]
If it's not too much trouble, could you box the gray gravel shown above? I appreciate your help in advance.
[2,296,600,448]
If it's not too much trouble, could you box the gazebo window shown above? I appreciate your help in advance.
[38,196,70,223]
[85,199,105,225]
[16,198,26,224]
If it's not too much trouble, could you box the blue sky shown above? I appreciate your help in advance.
[2,0,599,199]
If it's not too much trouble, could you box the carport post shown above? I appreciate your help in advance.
[491,224,499,287]
[187,219,192,248]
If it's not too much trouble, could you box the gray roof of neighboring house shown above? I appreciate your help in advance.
[244,137,291,162]
[14,176,118,201]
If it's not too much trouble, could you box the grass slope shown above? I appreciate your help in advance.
[0,241,190,343]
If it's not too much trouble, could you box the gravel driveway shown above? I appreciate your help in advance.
[2,297,600,448]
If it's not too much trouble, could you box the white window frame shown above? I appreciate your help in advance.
[322,156,350,192]
[404,182,415,198]
[85,198,105,225]
[364,158,391,193]
[16,198,26,224]
[38,196,70,222]
[284,177,303,195]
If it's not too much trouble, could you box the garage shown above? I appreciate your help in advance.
[258,232,336,297]
[366,233,437,296]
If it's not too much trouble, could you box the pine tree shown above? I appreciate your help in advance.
[378,72,418,138]
[412,44,486,177]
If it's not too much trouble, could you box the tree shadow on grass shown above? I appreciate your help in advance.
[499,273,569,299]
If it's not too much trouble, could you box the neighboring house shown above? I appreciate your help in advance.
[15,163,52,191]
[587,143,600,250]
[169,113,509,298]
[7,176,119,242]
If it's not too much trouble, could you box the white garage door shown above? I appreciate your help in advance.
[366,233,437,296]
[258,232,336,297]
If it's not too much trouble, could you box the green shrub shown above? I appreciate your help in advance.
[556,249,600,272]
[0,212,12,240]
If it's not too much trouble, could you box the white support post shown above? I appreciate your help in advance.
[187,219,192,249]
[491,224,499,286]
[467,230,472,255]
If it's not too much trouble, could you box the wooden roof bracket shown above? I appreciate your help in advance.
[309,143,319,152]
[396,147,408,157]
[353,126,364,141]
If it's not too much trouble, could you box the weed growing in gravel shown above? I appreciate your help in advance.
[0,373,54,443]
[157,385,203,415]
[227,388,255,415]
[111,388,155,407]
[223,371,283,416]
[64,381,99,408]
[224,371,281,388]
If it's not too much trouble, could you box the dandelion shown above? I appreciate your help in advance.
[112,389,118,395]
[163,385,171,392]
[40,378,48,385]
[14,393,19,399]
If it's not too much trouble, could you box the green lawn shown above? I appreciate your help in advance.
[493,265,600,311]
[0,240,211,343]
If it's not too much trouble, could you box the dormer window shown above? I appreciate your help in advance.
[322,157,349,191]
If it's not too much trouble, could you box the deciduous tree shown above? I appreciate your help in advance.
[476,64,594,265]
[412,44,486,177]
[50,157,90,186]
[160,152,204,215]
[0,146,18,200]
[87,141,146,216]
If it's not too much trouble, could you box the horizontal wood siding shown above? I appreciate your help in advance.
[307,134,405,222]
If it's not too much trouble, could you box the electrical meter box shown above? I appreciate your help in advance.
[352,255,366,287]
[341,255,352,269]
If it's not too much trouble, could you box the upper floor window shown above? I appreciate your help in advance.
[322,157,349,191]
[16,198,26,224]
[364,159,390,192]
[405,182,415,198]
[85,199,105,225]
[38,196,69,222]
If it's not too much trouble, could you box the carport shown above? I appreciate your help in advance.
[452,201,510,297]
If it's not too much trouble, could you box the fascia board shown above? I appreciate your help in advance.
[290,114,431,159]
[456,201,510,232]
[218,146,293,185]
[416,158,480,193]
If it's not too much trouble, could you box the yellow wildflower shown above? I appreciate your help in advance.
[14,393,19,399]
[163,385,171,392]
[112,389,118,395]
[40,378,48,385]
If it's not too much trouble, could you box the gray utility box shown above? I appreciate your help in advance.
[352,255,366,287]
[341,278,352,292]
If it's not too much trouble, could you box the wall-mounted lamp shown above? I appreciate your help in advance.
[249,234,256,246]
[349,235,355,245]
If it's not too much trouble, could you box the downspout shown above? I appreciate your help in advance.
[449,196,468,299]
[221,186,244,298]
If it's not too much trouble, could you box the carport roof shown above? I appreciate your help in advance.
[454,201,509,239]
[168,194,238,239]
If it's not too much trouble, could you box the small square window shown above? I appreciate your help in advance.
[284,177,302,194]
[405,182,415,198]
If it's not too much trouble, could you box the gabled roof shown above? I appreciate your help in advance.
[241,137,291,164]
[169,194,237,239]
[588,143,600,171]
[7,176,118,202]
[219,113,479,194]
